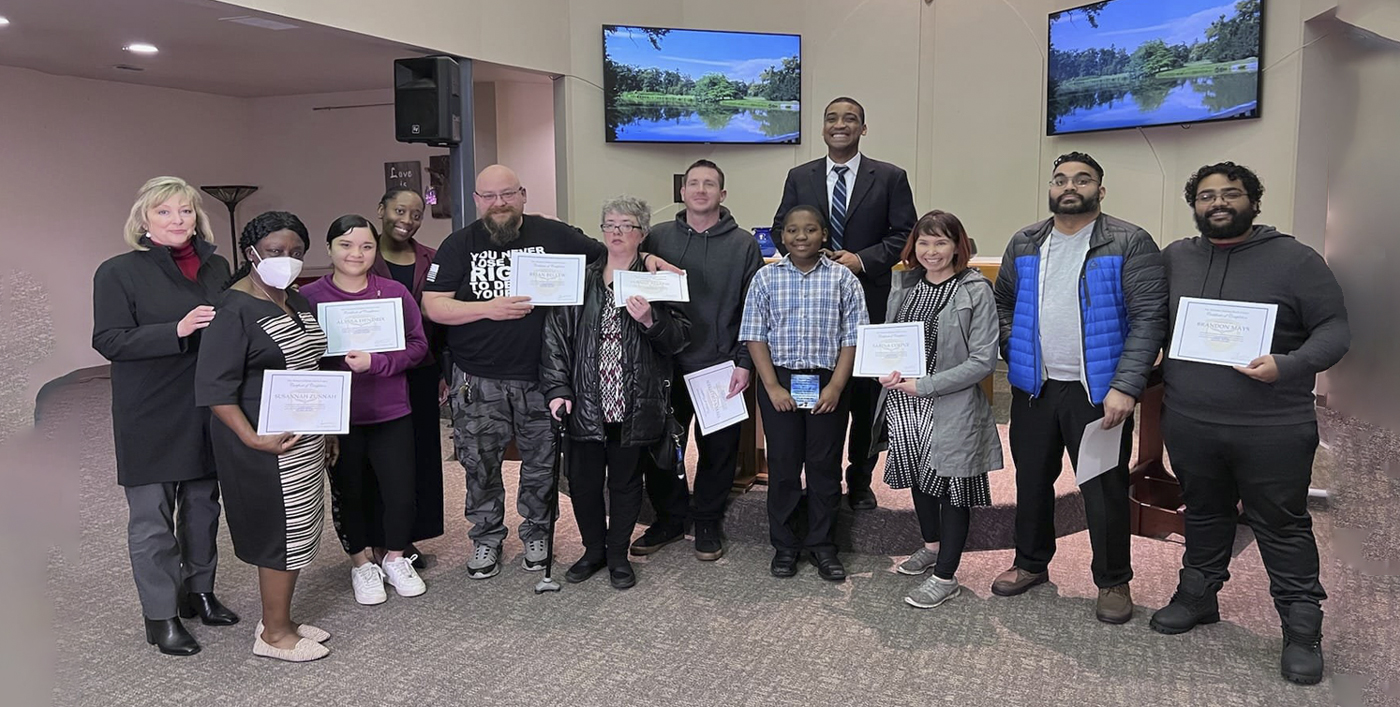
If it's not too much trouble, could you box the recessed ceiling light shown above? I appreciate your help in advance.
[0,16,11,26]
[124,43,159,55]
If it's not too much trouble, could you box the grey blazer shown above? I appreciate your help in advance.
[870,267,1004,478]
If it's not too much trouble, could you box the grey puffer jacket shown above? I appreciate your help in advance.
[870,268,1004,478]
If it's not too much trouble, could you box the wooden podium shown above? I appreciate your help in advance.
[1127,369,1186,538]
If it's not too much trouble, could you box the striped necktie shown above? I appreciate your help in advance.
[830,165,849,250]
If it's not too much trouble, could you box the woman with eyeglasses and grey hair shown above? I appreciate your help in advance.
[540,196,691,590]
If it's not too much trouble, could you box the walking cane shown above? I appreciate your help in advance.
[534,410,567,594]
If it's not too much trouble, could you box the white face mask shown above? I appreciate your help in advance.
[248,249,303,289]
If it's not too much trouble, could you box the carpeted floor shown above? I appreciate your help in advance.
[39,378,1394,706]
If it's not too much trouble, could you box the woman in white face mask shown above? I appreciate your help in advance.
[195,211,336,662]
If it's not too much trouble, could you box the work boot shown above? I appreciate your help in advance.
[1150,568,1221,635]
[1280,603,1324,685]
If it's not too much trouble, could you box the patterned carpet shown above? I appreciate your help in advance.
[33,378,1396,707]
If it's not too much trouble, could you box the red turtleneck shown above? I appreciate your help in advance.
[170,242,201,281]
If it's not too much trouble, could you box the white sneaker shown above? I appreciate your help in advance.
[350,562,387,605]
[382,555,427,597]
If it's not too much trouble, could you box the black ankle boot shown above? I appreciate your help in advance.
[179,592,240,626]
[1149,568,1221,635]
[1280,603,1324,685]
[144,617,201,656]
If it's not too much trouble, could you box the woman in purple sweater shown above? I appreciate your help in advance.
[302,215,429,605]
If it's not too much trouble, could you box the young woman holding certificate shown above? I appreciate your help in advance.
[195,211,334,662]
[540,196,690,590]
[303,215,430,605]
[871,211,1002,610]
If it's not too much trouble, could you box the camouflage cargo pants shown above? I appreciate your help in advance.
[450,369,557,546]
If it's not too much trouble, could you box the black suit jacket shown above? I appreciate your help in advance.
[772,155,917,322]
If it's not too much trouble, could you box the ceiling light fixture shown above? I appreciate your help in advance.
[124,43,159,54]
[0,16,11,26]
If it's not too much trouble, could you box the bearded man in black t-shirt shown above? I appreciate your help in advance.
[423,164,674,579]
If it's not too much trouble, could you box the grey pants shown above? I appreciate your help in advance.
[124,479,221,619]
[450,369,557,546]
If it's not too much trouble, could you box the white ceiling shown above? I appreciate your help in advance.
[0,0,550,97]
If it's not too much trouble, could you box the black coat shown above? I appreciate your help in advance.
[92,237,231,486]
[540,259,690,446]
[772,156,918,323]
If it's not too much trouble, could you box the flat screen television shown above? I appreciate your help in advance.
[602,24,801,144]
[1047,0,1263,136]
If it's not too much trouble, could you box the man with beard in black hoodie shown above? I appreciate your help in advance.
[632,160,764,561]
[1151,162,1349,687]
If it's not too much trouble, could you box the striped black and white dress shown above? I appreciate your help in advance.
[196,288,329,571]
[883,275,992,508]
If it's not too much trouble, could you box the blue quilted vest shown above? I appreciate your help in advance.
[1006,249,1129,404]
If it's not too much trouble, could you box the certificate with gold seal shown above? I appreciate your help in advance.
[854,322,926,379]
[256,370,352,435]
[317,298,405,356]
[508,253,586,306]
[1168,297,1278,367]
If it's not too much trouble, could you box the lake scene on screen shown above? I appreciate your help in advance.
[1048,0,1262,135]
[603,26,801,144]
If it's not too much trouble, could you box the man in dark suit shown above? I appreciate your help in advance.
[772,96,918,510]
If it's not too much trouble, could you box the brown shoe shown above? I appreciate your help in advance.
[990,566,1049,596]
[1096,583,1134,624]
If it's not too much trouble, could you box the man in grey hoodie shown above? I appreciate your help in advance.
[1151,162,1348,687]
[631,160,764,561]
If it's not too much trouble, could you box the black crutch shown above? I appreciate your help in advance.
[534,411,567,594]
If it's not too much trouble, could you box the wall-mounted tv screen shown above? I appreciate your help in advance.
[1048,0,1263,136]
[602,25,801,144]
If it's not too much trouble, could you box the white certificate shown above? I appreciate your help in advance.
[508,253,586,306]
[613,271,691,307]
[1075,418,1126,486]
[1168,297,1278,367]
[682,361,749,436]
[256,370,352,436]
[854,322,926,378]
[317,298,405,356]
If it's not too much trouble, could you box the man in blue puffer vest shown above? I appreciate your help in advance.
[990,152,1168,625]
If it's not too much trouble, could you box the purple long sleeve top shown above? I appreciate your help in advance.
[301,273,428,426]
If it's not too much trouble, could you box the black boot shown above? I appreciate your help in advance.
[144,617,201,656]
[1149,568,1221,635]
[179,592,240,626]
[1280,603,1324,685]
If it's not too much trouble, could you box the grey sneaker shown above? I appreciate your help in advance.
[905,575,961,609]
[522,539,549,571]
[467,544,500,579]
[897,547,939,576]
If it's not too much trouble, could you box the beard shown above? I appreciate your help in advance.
[1194,206,1255,241]
[1049,190,1100,215]
[483,207,523,246]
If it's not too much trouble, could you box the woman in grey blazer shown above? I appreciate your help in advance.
[870,210,1003,609]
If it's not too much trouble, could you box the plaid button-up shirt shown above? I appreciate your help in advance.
[738,256,868,371]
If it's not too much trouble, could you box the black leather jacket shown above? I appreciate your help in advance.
[540,257,691,446]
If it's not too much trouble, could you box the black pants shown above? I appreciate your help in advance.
[758,367,849,552]
[569,424,645,566]
[1010,381,1133,588]
[1162,408,1325,618]
[330,415,417,555]
[844,377,880,492]
[366,364,445,546]
[640,372,742,531]
[912,487,971,580]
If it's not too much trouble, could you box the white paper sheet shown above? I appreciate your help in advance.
[1075,417,1126,486]
[682,361,749,436]
[1168,296,1278,367]
[317,298,406,356]
[256,370,352,436]
[508,253,586,306]
[854,322,926,378]
[613,271,691,306]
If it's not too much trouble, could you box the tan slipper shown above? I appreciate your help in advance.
[253,633,329,662]
[256,620,330,643]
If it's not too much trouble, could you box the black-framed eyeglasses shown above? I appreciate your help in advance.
[474,187,524,203]
[600,223,642,234]
[1049,175,1099,189]
[1194,189,1248,205]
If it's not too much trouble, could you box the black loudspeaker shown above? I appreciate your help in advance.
[394,56,461,145]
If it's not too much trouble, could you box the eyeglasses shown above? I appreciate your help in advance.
[473,187,524,203]
[600,223,642,234]
[1194,189,1248,205]
[1049,175,1099,189]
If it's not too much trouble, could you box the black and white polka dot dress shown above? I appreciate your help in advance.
[883,275,992,508]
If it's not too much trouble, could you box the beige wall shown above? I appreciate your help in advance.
[495,81,559,217]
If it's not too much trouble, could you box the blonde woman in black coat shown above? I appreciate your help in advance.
[92,176,239,656]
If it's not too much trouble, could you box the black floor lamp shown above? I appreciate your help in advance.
[200,185,259,268]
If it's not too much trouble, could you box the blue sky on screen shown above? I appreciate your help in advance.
[604,26,799,83]
[1050,0,1240,54]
